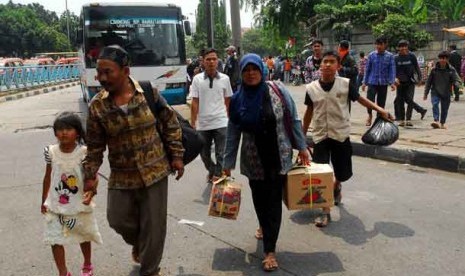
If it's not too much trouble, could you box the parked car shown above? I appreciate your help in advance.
[0,57,24,75]
[56,57,79,65]
[24,57,56,66]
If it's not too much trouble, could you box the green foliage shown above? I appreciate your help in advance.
[245,0,322,36]
[372,13,433,50]
[192,0,231,56]
[242,25,308,57]
[0,2,78,57]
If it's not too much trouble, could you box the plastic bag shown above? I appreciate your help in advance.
[362,117,399,146]
[208,176,241,220]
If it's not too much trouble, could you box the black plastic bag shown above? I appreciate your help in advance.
[362,117,399,146]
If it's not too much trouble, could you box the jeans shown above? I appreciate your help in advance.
[357,75,364,91]
[198,127,227,177]
[431,94,451,124]
[367,85,388,115]
[284,71,290,83]
[394,82,425,120]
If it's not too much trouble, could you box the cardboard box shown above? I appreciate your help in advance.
[284,163,334,210]
[208,176,241,220]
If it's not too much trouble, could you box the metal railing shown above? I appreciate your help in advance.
[0,65,80,92]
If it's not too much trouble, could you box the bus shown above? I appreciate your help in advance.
[77,3,191,105]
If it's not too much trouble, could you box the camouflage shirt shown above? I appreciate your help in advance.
[83,77,184,189]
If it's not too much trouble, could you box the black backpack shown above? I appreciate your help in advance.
[139,81,203,165]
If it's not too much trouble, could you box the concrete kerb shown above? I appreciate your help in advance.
[0,81,79,103]
[351,139,465,174]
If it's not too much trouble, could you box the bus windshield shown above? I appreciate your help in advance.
[83,6,184,68]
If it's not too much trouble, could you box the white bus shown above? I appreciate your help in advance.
[77,3,191,105]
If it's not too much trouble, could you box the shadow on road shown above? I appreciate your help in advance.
[208,239,344,276]
[289,205,415,246]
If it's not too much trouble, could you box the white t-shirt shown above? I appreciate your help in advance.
[44,144,94,215]
[190,71,233,131]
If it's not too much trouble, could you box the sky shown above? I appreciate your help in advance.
[0,0,256,27]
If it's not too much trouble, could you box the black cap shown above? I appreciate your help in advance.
[339,40,350,49]
[398,39,409,46]
[98,45,130,67]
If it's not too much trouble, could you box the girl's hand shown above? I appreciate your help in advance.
[41,204,47,214]
[82,191,95,205]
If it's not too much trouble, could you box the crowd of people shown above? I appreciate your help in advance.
[40,37,462,275]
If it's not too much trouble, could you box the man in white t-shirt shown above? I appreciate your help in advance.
[190,48,233,182]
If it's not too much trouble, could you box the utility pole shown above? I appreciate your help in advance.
[229,0,241,55]
[205,0,214,48]
[65,0,70,43]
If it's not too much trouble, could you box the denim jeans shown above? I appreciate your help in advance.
[431,94,451,124]
[198,127,227,177]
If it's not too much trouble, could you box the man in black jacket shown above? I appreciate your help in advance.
[223,45,240,92]
[394,40,427,126]
[424,51,462,129]
[448,44,461,101]
[338,40,358,91]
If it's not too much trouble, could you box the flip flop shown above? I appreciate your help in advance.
[262,253,279,272]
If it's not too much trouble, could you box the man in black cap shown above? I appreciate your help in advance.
[83,45,185,276]
[394,39,427,126]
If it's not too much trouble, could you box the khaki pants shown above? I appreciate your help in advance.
[107,177,168,276]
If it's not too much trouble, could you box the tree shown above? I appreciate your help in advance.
[245,0,322,36]
[192,0,231,56]
[0,3,71,56]
[372,13,433,51]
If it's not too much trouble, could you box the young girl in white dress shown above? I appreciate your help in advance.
[41,112,102,276]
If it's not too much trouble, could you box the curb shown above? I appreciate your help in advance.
[351,140,465,175]
[0,81,79,103]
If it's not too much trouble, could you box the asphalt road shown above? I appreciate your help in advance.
[1,86,465,276]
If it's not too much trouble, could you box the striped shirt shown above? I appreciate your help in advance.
[83,77,184,189]
[363,50,396,86]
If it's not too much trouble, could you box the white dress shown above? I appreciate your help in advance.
[43,144,102,245]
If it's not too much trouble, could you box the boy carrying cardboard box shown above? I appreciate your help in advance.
[302,50,394,227]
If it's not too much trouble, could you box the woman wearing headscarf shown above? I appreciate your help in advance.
[223,53,310,272]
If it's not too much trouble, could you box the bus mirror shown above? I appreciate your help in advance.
[76,29,83,45]
[183,20,192,36]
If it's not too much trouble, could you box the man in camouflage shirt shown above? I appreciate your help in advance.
[83,45,184,276]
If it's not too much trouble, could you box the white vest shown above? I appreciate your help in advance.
[306,77,351,144]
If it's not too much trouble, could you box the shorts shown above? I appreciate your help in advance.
[312,138,353,182]
[43,211,103,245]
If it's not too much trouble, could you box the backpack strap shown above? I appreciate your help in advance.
[139,80,167,116]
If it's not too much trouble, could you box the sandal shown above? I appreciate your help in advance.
[254,227,263,240]
[365,117,372,126]
[262,253,279,272]
[81,264,93,276]
[315,213,331,228]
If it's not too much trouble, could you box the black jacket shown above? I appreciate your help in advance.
[425,62,461,98]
